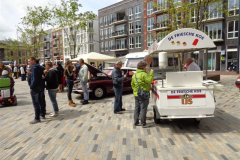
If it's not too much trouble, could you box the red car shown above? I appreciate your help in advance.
[73,63,136,99]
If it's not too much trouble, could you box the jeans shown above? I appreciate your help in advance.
[81,82,89,100]
[134,96,149,126]
[67,81,73,100]
[48,89,59,112]
[30,88,45,120]
[39,89,46,116]
[113,86,123,113]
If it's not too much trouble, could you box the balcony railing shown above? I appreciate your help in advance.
[112,16,128,25]
[43,38,49,42]
[112,30,127,38]
[110,45,128,51]
[54,53,60,57]
[44,46,49,50]
[153,22,169,31]
[153,5,167,14]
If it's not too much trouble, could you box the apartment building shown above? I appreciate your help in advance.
[63,18,99,62]
[98,0,144,57]
[42,29,52,62]
[99,0,239,71]
[51,29,64,63]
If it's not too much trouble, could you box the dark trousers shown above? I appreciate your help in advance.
[39,89,46,115]
[21,74,26,81]
[67,81,73,100]
[134,96,149,126]
[113,86,123,113]
[14,72,17,79]
[30,89,45,120]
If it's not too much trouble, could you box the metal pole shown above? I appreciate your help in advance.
[206,49,208,80]
[236,5,240,74]
[161,67,164,88]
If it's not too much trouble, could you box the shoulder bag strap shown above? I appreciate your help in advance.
[135,73,140,88]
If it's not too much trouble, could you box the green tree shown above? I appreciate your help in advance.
[19,6,52,60]
[53,0,96,58]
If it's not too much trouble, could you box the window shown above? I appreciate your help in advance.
[114,24,126,36]
[174,12,181,26]
[90,44,94,52]
[147,17,154,31]
[191,9,196,23]
[205,23,222,40]
[147,1,153,15]
[147,34,154,47]
[101,42,104,52]
[135,36,141,48]
[129,37,134,49]
[10,51,13,56]
[105,41,108,51]
[104,16,108,26]
[174,0,181,7]
[110,40,115,50]
[109,14,113,24]
[116,38,127,50]
[100,30,104,39]
[157,32,167,42]
[105,29,108,39]
[129,8,133,20]
[135,5,142,19]
[228,0,239,16]
[135,21,141,33]
[109,27,113,38]
[89,33,93,43]
[157,0,167,11]
[208,2,222,19]
[18,51,21,56]
[129,22,134,34]
[157,14,169,28]
[228,21,238,38]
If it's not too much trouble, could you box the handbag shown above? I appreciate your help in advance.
[135,74,150,99]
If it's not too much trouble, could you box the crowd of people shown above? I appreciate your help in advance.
[0,56,200,127]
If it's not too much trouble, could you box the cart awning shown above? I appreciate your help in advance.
[150,28,216,54]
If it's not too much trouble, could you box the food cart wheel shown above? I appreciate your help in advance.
[194,118,201,125]
[153,107,161,124]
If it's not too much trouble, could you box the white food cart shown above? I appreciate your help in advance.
[149,28,222,124]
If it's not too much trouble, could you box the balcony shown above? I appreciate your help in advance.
[53,35,61,39]
[54,53,60,57]
[112,16,128,25]
[53,44,58,48]
[110,45,128,51]
[153,5,167,14]
[112,30,127,38]
[45,54,50,58]
[44,46,50,50]
[152,23,169,31]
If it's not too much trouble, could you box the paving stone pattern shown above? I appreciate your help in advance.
[0,75,239,160]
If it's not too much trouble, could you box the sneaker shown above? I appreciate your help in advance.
[142,124,150,128]
[50,112,59,117]
[120,108,126,111]
[82,100,89,105]
[29,119,41,124]
[114,111,122,114]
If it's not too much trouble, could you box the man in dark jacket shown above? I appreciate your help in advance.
[28,57,45,124]
[44,61,59,117]
[112,61,127,114]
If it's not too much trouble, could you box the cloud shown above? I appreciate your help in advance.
[0,0,120,40]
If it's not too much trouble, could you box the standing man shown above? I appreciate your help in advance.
[144,55,153,74]
[44,62,59,117]
[112,61,127,114]
[79,59,89,105]
[28,57,45,124]
[186,58,201,71]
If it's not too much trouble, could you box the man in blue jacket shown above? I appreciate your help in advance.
[112,61,127,114]
[28,57,45,124]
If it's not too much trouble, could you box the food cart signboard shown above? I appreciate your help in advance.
[167,90,206,106]
[155,28,216,53]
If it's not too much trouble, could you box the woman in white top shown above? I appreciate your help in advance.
[14,65,18,79]
[20,65,26,81]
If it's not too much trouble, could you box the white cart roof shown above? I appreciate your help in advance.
[71,52,118,63]
[151,28,216,54]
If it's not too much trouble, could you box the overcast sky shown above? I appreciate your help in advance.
[0,0,121,40]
